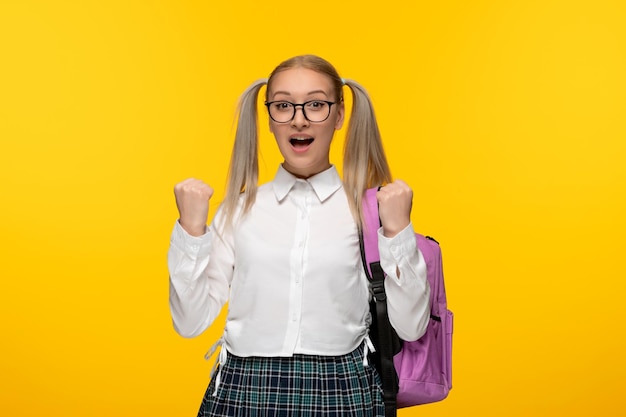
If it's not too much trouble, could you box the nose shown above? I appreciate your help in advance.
[291,106,309,127]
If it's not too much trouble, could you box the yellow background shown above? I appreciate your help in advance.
[1,0,625,416]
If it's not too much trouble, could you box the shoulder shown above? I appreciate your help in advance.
[256,181,276,201]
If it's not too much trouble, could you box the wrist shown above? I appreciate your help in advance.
[381,220,410,238]
[178,219,206,237]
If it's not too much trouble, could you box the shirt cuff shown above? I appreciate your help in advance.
[377,222,416,257]
[171,220,211,256]
[377,222,417,282]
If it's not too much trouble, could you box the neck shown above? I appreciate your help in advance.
[282,162,331,179]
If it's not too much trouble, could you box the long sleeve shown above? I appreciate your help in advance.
[377,223,431,342]
[168,165,415,356]
[168,218,233,338]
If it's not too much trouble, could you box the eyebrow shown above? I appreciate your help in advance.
[271,90,329,99]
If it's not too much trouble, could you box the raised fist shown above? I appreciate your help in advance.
[174,178,214,236]
[377,179,413,238]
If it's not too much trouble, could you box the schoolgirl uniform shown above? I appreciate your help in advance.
[168,165,430,417]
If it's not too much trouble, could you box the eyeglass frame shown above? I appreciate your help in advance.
[264,100,338,123]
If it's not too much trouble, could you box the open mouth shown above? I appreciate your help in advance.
[289,137,314,148]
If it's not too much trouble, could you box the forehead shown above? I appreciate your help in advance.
[268,67,334,98]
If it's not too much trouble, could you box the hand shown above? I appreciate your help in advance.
[377,180,413,238]
[174,178,214,237]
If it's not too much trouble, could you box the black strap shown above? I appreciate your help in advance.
[370,261,399,417]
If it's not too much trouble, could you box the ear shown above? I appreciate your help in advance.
[334,101,345,130]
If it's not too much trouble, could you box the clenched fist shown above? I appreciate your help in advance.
[377,179,413,238]
[174,178,214,237]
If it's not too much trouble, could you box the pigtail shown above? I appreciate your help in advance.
[342,79,392,230]
[221,78,268,228]
[219,56,389,233]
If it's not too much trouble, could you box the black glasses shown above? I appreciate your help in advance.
[264,100,336,123]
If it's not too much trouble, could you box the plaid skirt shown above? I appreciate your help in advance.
[197,344,384,417]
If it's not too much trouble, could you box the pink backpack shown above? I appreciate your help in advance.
[360,188,453,415]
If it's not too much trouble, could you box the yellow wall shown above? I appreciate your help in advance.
[1,1,625,416]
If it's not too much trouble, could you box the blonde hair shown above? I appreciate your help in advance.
[221,55,391,229]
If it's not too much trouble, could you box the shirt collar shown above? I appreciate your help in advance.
[273,165,343,203]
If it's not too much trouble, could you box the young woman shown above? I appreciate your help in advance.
[168,55,431,417]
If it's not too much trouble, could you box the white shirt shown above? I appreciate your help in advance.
[168,165,430,357]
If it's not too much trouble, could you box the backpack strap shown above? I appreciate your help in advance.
[359,187,399,417]
[360,188,381,280]
[371,265,399,417]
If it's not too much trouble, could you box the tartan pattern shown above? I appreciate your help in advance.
[197,345,384,417]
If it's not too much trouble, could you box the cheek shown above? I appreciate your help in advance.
[321,122,339,140]
[270,121,289,139]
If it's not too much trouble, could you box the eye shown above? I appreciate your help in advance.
[272,101,293,112]
[305,101,327,111]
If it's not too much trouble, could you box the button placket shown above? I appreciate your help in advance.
[283,183,310,352]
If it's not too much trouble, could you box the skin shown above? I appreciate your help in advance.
[267,67,344,179]
[174,178,213,237]
[174,67,413,239]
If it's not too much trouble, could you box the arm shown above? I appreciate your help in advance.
[167,178,233,338]
[168,218,232,338]
[377,224,430,341]
[376,180,431,341]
